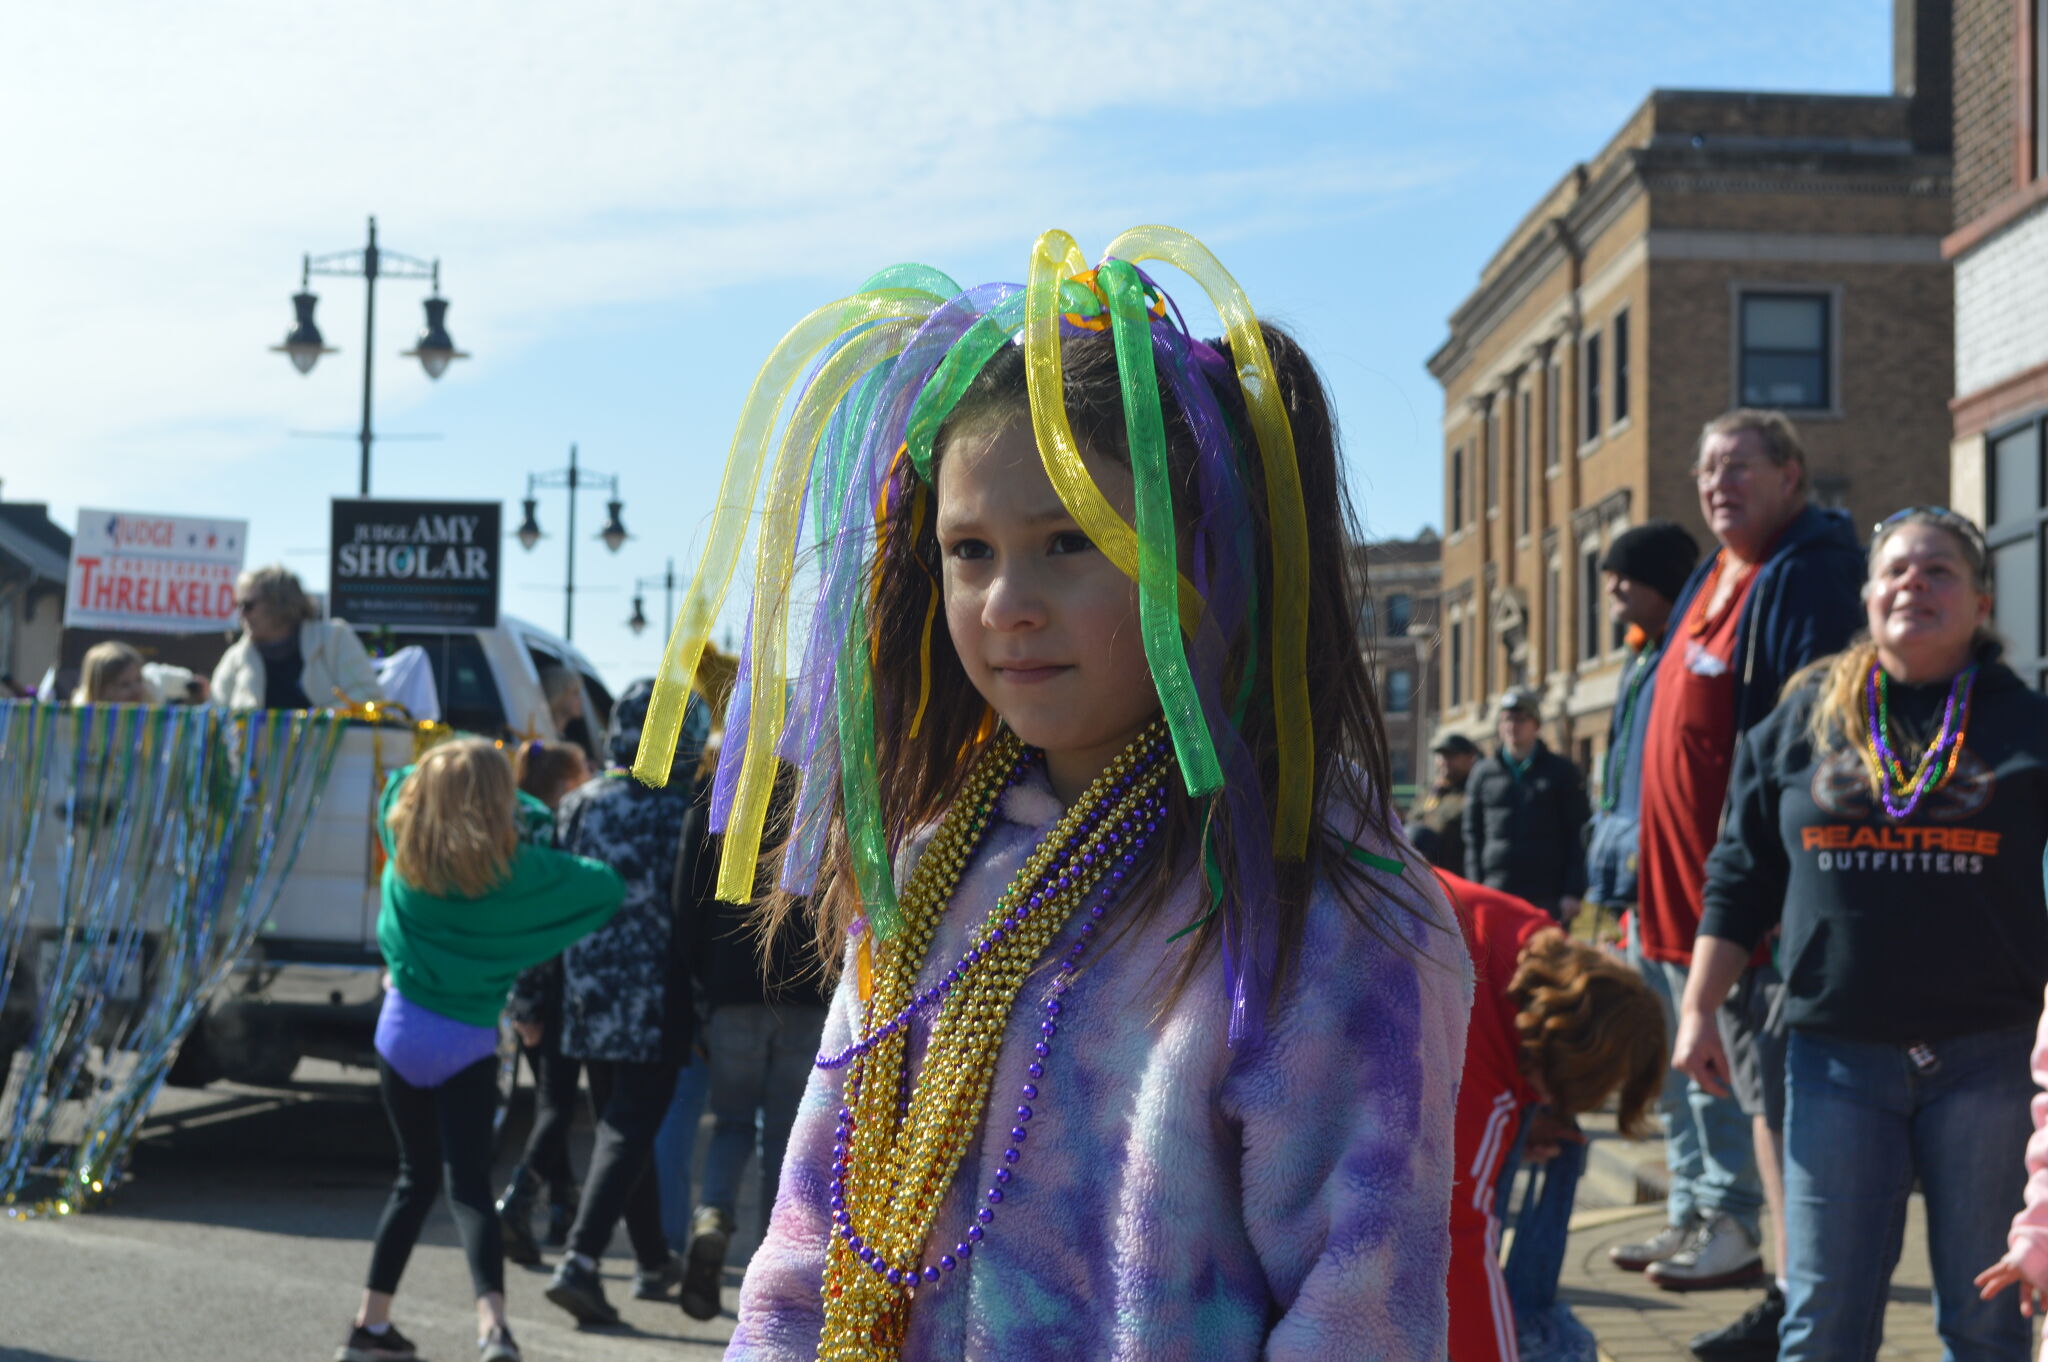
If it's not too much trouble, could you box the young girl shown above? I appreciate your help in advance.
[631,230,1470,1359]
[1441,872,1664,1362]
[516,738,591,813]
[341,739,625,1362]
[71,641,153,705]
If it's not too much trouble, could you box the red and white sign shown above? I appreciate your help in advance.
[66,507,249,634]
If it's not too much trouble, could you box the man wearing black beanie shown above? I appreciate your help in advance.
[1585,522,1698,935]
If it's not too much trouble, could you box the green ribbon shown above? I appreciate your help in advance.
[835,591,901,940]
[1099,258,1222,798]
[1344,841,1406,875]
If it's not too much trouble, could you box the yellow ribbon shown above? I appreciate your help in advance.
[1101,225,1314,858]
[716,316,933,903]
[633,288,946,792]
[1021,230,1205,636]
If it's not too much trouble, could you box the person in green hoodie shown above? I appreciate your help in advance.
[337,738,625,1362]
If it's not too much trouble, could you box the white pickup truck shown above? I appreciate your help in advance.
[2,614,615,1087]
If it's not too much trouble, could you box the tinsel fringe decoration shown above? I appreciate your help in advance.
[0,701,345,1218]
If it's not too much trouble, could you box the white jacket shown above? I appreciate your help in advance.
[211,619,384,711]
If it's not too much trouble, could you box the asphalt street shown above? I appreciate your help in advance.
[0,1062,739,1362]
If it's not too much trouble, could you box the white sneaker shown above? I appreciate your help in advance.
[1608,1217,1695,1272]
[1645,1212,1764,1291]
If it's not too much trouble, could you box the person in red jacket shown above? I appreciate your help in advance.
[1443,872,1665,1362]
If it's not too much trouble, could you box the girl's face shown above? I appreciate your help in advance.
[104,663,150,705]
[936,420,1161,803]
[1866,520,1989,678]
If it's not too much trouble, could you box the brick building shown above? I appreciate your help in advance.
[1946,0,2048,687]
[1358,531,1442,801]
[1427,8,1954,784]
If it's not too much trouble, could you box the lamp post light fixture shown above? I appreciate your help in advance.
[272,215,468,495]
[518,443,627,641]
[626,558,678,637]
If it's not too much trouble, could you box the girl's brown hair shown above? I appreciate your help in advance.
[516,738,589,809]
[763,322,1430,1005]
[72,641,147,705]
[1508,931,1666,1137]
[1788,509,1996,783]
[387,738,519,898]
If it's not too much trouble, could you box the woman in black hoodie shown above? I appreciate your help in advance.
[1673,508,2048,1362]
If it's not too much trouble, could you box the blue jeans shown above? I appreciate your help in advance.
[652,1058,709,1253]
[1780,1027,2033,1362]
[1493,1112,1587,1312]
[1628,938,1763,1237]
[699,1003,829,1230]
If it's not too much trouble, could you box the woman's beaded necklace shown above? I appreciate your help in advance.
[1864,661,1976,820]
[817,720,1172,1361]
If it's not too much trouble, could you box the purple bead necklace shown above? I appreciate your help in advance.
[825,762,1168,1296]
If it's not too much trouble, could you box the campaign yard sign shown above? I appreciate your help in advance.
[330,499,500,629]
[66,508,249,634]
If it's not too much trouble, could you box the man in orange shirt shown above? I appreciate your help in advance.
[1608,411,1863,1360]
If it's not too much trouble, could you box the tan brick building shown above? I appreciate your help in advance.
[1358,531,1441,801]
[1427,26,1954,785]
[1947,0,2048,687]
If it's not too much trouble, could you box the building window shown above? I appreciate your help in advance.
[1545,361,1561,468]
[1518,386,1533,534]
[1480,611,1493,700]
[1582,332,1602,443]
[1612,308,1631,425]
[1544,554,1561,676]
[2035,0,2048,181]
[1485,408,1499,513]
[1386,669,1414,713]
[1451,445,1466,528]
[1579,542,1602,664]
[1988,412,2048,686]
[1392,746,1415,789]
[1386,593,1412,638]
[1739,292,1832,411]
[1449,617,1466,706]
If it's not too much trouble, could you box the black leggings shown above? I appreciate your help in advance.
[567,1059,676,1265]
[366,1055,504,1298]
[517,1043,583,1195]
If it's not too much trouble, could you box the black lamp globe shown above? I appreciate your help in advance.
[402,295,469,380]
[272,291,335,374]
[628,594,648,635]
[598,500,629,554]
[516,498,542,552]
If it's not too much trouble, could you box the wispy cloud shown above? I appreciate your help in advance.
[0,1,1484,481]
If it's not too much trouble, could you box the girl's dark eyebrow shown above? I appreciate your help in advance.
[936,503,1076,533]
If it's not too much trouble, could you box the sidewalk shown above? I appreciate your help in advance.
[1557,1114,1954,1362]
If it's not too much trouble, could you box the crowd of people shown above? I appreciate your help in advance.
[1413,409,2048,1362]
[33,231,2048,1362]
[342,681,828,1362]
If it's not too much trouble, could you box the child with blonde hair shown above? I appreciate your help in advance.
[339,738,625,1362]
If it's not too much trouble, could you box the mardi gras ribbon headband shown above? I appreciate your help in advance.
[632,229,1314,1042]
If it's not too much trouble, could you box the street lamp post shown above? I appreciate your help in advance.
[626,558,678,636]
[517,443,628,641]
[271,215,469,495]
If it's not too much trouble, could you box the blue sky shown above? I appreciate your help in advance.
[2,1,1894,688]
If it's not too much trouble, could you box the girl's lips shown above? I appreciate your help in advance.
[992,664,1069,685]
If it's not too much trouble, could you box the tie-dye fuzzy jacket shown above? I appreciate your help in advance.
[727,767,1472,1362]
